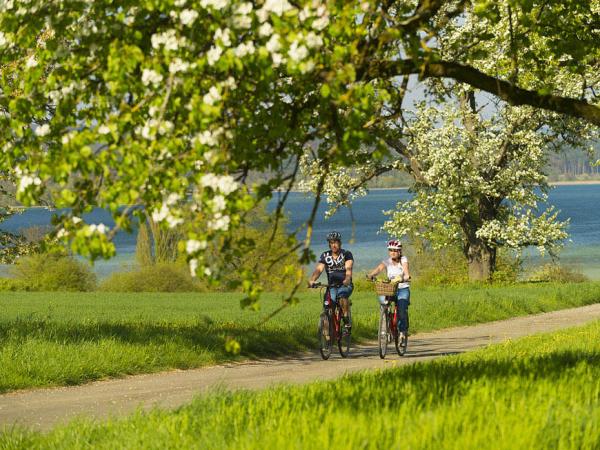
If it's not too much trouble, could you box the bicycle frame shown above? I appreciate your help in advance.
[323,287,343,342]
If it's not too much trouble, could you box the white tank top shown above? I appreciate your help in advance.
[383,256,409,289]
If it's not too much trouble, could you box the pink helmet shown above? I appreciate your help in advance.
[387,239,402,250]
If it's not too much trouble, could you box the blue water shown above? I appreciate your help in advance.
[2,185,600,278]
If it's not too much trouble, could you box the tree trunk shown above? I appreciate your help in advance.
[466,240,496,282]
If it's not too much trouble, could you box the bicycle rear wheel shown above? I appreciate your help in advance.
[378,306,388,359]
[318,311,333,360]
[338,308,351,358]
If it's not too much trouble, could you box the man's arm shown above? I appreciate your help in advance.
[343,259,353,286]
[308,263,325,287]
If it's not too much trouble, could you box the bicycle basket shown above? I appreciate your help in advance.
[374,280,399,296]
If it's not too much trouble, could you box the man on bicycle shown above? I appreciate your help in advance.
[367,239,411,340]
[308,231,354,332]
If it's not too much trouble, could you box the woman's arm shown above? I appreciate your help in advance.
[402,259,410,282]
[367,262,386,280]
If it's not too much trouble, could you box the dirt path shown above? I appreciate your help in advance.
[2,303,600,432]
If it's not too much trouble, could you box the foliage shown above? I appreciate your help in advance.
[0,278,36,291]
[206,204,303,295]
[0,0,597,306]
[525,263,588,283]
[99,263,202,292]
[10,254,97,291]
[4,322,600,449]
[134,220,154,267]
[1,283,599,392]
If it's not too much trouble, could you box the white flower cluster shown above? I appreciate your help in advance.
[202,86,222,106]
[17,173,42,194]
[0,31,7,47]
[151,193,184,228]
[186,239,208,254]
[200,173,239,194]
[151,29,185,52]
[34,123,51,137]
[200,0,229,10]
[141,69,163,86]
[85,223,109,235]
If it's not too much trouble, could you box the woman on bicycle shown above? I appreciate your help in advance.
[366,239,411,339]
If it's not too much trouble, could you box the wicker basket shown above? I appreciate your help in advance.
[374,280,399,296]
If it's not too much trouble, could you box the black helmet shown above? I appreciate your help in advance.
[326,231,342,242]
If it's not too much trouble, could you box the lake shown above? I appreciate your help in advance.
[2,184,600,279]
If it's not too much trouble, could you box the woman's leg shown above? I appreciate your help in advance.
[396,288,410,334]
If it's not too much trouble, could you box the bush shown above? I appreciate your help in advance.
[11,254,97,291]
[0,277,36,291]
[525,263,588,283]
[99,263,203,292]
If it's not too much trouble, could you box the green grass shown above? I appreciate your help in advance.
[3,320,599,449]
[0,282,599,393]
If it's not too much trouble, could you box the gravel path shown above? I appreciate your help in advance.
[2,303,600,432]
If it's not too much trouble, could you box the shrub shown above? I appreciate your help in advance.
[11,254,97,291]
[99,263,203,292]
[0,277,36,291]
[525,263,588,283]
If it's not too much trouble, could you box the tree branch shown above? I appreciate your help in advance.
[371,59,600,125]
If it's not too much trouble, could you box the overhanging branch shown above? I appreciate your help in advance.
[371,59,600,126]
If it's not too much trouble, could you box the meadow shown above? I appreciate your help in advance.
[1,282,599,393]
[3,319,599,449]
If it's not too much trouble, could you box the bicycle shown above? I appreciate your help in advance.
[310,282,351,360]
[371,279,408,359]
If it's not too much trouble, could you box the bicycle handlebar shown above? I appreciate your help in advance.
[309,282,343,289]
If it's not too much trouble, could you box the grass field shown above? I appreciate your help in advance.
[1,282,599,393]
[3,320,599,449]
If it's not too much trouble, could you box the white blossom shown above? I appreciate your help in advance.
[259,22,273,37]
[0,32,7,47]
[169,58,190,73]
[98,125,111,135]
[200,0,228,10]
[271,52,284,66]
[179,9,198,26]
[17,174,42,193]
[212,195,226,212]
[203,86,221,106]
[261,0,293,16]
[214,28,232,47]
[141,69,163,86]
[288,41,308,62]
[265,34,281,53]
[189,258,199,277]
[34,124,51,137]
[25,56,38,68]
[151,30,181,51]
[312,16,329,31]
[207,46,223,66]
[305,32,323,48]
[186,239,208,254]
[234,41,255,58]
[200,173,239,194]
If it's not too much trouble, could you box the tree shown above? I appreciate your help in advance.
[0,1,598,301]
[382,90,571,281]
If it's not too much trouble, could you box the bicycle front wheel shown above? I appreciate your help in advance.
[338,309,351,358]
[378,306,388,359]
[318,311,333,360]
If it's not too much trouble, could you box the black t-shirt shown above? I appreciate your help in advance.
[318,249,353,285]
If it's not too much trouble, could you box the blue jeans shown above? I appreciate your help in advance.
[325,284,354,307]
[378,287,410,333]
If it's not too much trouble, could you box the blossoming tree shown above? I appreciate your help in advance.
[0,0,598,299]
